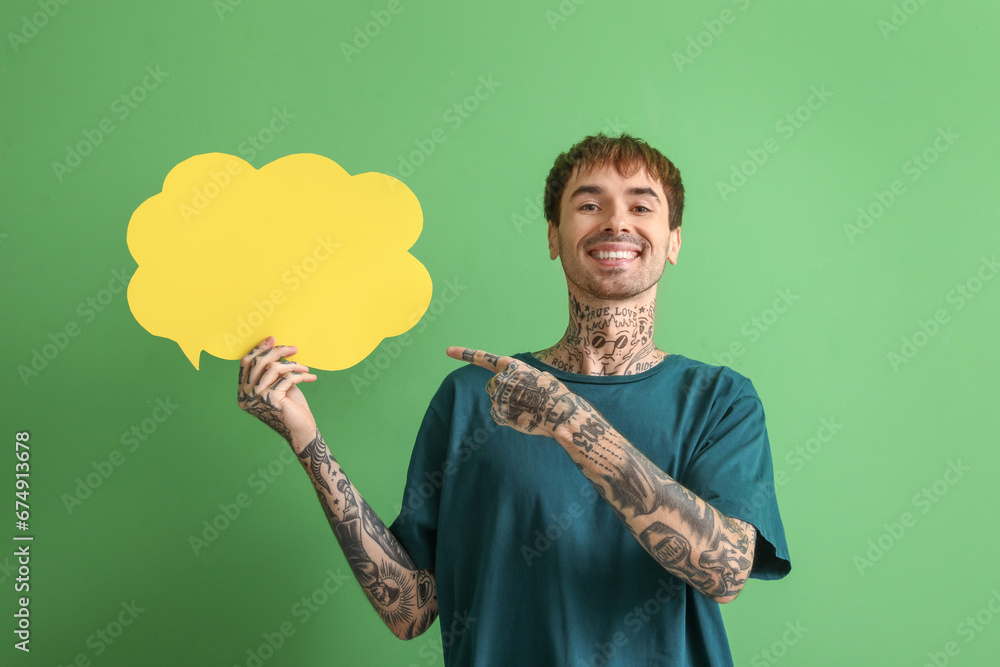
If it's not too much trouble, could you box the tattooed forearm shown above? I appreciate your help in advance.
[297,433,336,494]
[293,430,438,638]
[415,570,434,608]
[698,527,754,596]
[360,489,413,569]
[476,359,751,599]
[557,405,757,601]
[639,518,753,598]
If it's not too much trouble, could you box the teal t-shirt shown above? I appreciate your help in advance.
[389,352,791,666]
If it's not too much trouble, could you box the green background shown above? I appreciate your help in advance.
[3,0,998,665]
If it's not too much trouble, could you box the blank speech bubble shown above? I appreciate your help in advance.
[126,152,432,370]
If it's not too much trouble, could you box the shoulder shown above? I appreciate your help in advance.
[437,361,496,390]
[664,354,762,406]
[427,361,497,410]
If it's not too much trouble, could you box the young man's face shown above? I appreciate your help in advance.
[548,164,680,303]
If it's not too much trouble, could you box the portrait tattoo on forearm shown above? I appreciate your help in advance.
[290,428,437,636]
[561,404,755,598]
[333,478,419,627]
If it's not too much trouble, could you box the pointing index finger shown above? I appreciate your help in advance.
[446,347,510,372]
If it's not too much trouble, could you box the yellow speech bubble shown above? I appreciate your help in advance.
[126,152,432,370]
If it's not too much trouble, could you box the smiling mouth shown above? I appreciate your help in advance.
[590,250,639,260]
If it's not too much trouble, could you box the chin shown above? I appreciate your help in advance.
[581,281,656,302]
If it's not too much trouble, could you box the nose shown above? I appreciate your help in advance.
[603,204,631,234]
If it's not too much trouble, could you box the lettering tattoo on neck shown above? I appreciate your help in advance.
[534,293,665,376]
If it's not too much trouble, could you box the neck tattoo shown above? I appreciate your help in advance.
[534,293,665,376]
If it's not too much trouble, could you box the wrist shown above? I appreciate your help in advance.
[552,410,585,451]
[288,425,321,453]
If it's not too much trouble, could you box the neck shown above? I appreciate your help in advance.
[534,288,665,376]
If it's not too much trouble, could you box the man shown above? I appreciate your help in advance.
[238,133,790,665]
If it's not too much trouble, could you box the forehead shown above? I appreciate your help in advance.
[562,163,666,201]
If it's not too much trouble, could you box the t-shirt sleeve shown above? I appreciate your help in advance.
[387,402,450,572]
[683,389,791,580]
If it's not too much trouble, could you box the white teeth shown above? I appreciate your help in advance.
[592,250,638,260]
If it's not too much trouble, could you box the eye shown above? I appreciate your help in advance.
[580,203,598,211]
[633,205,651,213]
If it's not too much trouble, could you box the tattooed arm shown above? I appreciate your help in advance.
[447,347,756,604]
[238,337,438,638]
[288,431,439,638]
[550,407,756,604]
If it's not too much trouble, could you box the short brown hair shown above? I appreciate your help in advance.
[544,133,684,230]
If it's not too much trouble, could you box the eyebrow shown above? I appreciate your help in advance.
[569,185,661,203]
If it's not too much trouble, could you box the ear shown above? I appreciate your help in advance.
[547,220,559,260]
[667,227,681,265]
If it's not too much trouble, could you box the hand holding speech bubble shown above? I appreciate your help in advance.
[126,152,432,370]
